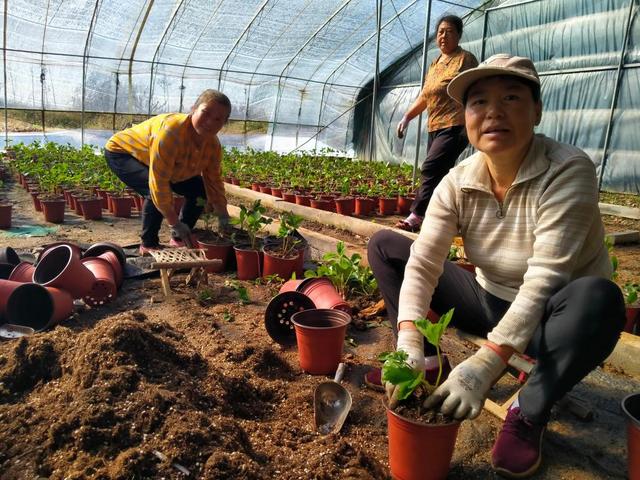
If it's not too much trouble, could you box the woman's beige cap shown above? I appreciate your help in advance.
[447,53,540,104]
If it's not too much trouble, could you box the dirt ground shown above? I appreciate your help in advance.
[1,180,639,479]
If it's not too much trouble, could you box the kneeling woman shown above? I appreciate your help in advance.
[105,89,232,254]
[369,54,625,478]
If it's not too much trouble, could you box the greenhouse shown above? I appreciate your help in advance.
[1,1,640,479]
[1,0,639,192]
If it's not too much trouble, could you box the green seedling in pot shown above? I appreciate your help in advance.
[274,211,304,257]
[231,200,272,250]
[304,241,377,300]
[623,282,639,306]
[380,308,454,404]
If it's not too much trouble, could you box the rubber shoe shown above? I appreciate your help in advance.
[364,355,451,391]
[139,244,164,256]
[491,407,545,478]
[169,235,197,248]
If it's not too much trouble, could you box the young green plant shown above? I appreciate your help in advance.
[379,308,454,404]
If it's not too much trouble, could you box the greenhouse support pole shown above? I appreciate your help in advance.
[81,0,101,147]
[412,0,432,185]
[368,0,382,162]
[598,0,635,190]
[112,72,119,131]
[480,8,488,61]
[2,0,8,148]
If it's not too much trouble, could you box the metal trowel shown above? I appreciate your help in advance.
[313,363,353,434]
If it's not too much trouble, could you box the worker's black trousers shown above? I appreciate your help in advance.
[105,150,205,247]
[410,126,468,218]
[368,230,626,424]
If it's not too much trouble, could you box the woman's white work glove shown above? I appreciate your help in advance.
[170,221,193,247]
[423,346,506,420]
[385,328,425,408]
[396,116,410,139]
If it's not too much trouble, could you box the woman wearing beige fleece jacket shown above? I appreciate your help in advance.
[368,54,625,479]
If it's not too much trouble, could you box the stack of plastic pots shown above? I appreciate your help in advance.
[0,241,128,336]
[264,276,352,375]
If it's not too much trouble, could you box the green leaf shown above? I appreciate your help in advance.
[414,308,454,348]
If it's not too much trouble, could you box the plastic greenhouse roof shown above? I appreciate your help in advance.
[0,0,489,115]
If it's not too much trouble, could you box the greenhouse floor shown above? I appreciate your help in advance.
[0,182,639,479]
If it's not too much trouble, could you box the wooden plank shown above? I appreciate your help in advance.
[160,269,171,296]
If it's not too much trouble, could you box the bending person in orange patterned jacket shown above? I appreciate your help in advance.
[105,89,231,255]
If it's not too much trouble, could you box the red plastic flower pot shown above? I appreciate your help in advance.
[251,182,264,192]
[33,244,96,299]
[234,246,263,280]
[110,196,132,218]
[96,189,109,209]
[282,192,297,203]
[40,197,66,223]
[270,187,283,198]
[298,277,351,314]
[378,197,398,216]
[8,261,36,283]
[31,191,43,212]
[335,197,355,216]
[622,393,640,480]
[71,193,84,215]
[81,257,117,307]
[280,278,308,293]
[259,185,272,194]
[96,251,124,288]
[0,279,25,315]
[355,197,375,216]
[262,246,302,280]
[397,195,414,215]
[295,194,312,206]
[197,238,233,273]
[625,307,639,334]
[37,242,83,263]
[310,199,333,211]
[0,204,12,229]
[291,308,351,375]
[386,406,460,480]
[78,197,103,220]
[6,283,74,331]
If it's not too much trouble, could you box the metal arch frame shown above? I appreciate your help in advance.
[81,0,101,146]
[411,0,432,183]
[217,0,271,90]
[39,0,52,135]
[112,1,150,129]
[178,0,225,112]
[268,0,352,150]
[3,0,8,146]
[598,0,635,190]
[314,0,418,152]
[245,0,330,140]
[367,0,382,161]
[147,0,187,116]
[127,0,155,116]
